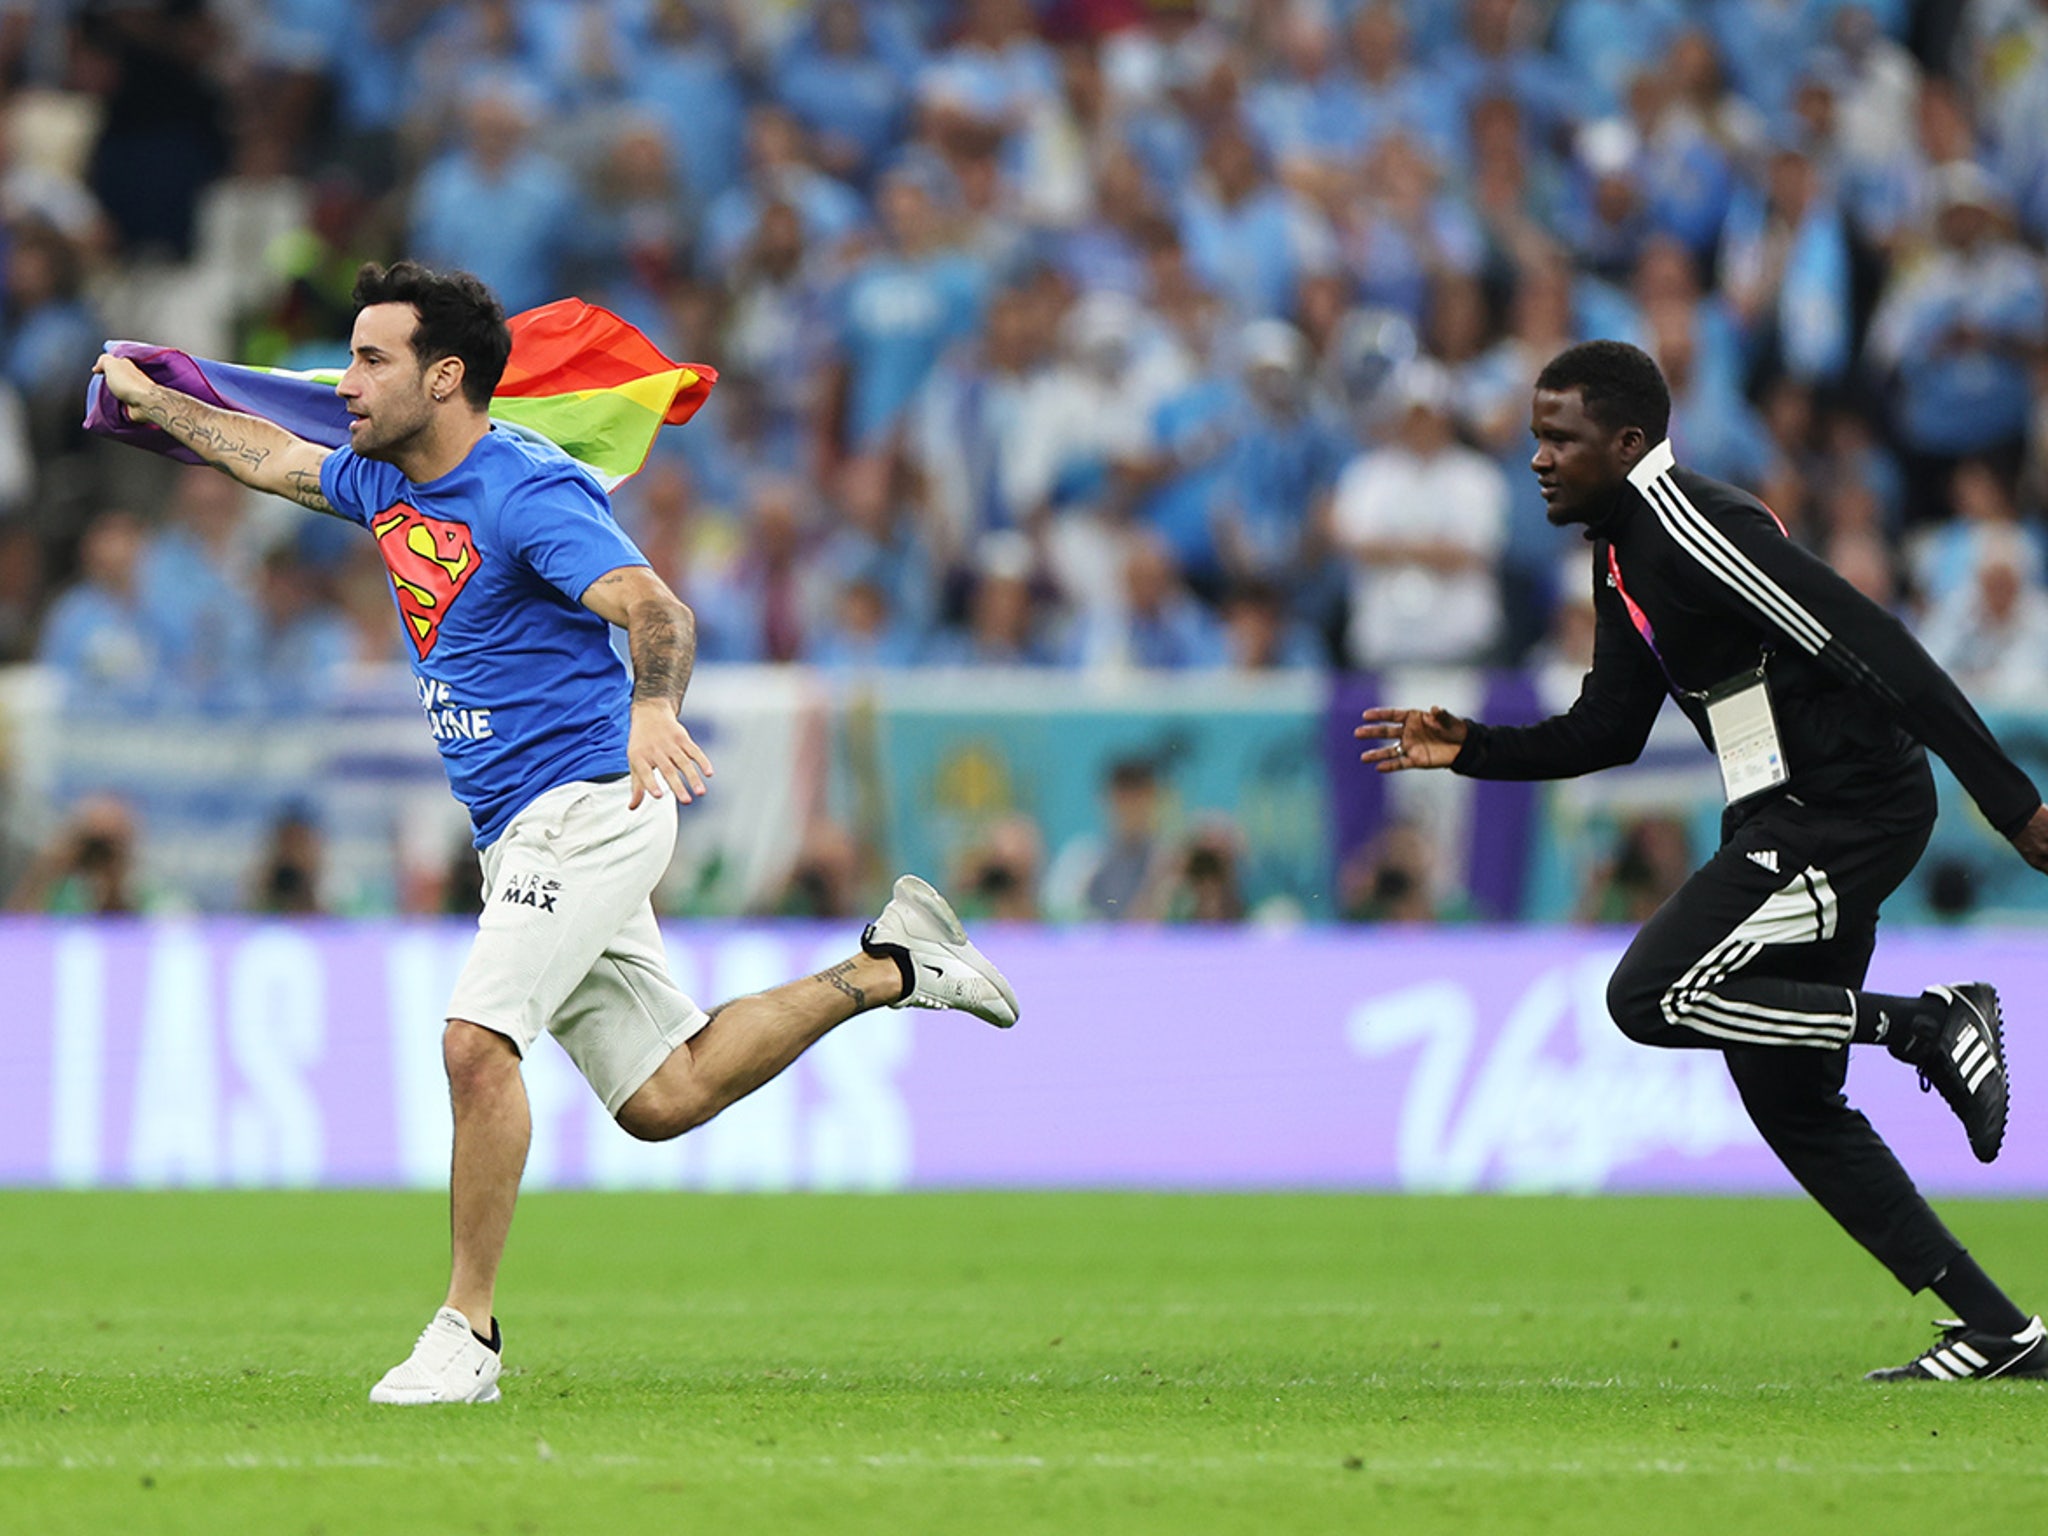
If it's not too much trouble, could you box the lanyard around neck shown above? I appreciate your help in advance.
[1606,543,1690,698]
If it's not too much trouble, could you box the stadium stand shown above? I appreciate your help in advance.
[0,0,2039,918]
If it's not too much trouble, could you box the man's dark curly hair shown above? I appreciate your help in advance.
[1535,339,1671,444]
[351,261,512,409]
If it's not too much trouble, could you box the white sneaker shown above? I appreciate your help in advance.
[863,874,1020,1027]
[369,1307,503,1404]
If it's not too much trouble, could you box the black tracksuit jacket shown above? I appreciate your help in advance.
[1450,442,2041,837]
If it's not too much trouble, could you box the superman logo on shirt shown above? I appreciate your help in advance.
[371,504,480,660]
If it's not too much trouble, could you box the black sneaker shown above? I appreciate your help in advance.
[1866,1316,2048,1382]
[1891,982,2008,1163]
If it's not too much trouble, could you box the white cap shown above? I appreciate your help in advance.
[1238,318,1308,375]
[976,530,1034,583]
[1932,159,2006,215]
[1393,358,1454,414]
[1064,291,1140,357]
[1576,117,1640,179]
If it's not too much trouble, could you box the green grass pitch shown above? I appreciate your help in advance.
[3,1190,2046,1534]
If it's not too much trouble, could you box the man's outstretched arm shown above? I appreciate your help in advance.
[1358,572,1666,781]
[92,353,338,515]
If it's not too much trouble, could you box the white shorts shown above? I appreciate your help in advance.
[447,777,710,1115]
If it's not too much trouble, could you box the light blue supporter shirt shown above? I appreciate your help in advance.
[320,430,649,846]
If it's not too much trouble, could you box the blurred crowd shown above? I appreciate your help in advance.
[3,0,2048,692]
[1,0,2046,918]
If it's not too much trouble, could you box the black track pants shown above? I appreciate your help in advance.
[1605,798,1961,1290]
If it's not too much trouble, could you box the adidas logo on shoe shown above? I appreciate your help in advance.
[1867,1316,2048,1382]
[1951,1020,1998,1092]
[1900,983,2010,1163]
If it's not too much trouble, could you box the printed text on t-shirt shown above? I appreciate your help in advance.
[417,676,494,742]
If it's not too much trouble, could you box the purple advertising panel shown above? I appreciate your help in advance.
[0,918,2043,1193]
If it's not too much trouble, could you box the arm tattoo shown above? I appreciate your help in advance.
[629,599,697,710]
[142,387,273,475]
[132,383,337,511]
[284,467,337,516]
[810,959,868,1011]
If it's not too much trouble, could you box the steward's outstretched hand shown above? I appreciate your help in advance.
[1354,706,1468,773]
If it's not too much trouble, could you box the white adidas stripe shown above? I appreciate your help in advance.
[1907,1317,2048,1379]
[1638,471,1830,653]
[1687,1001,1850,1046]
[1664,936,1750,1020]
[1804,871,1841,943]
[1674,987,1832,1046]
[1692,937,1757,992]
[1693,997,1851,1037]
[1690,1004,1850,1044]
[1627,441,1833,656]
[1692,990,1854,1027]
[1658,864,1852,1048]
[1663,941,1755,1031]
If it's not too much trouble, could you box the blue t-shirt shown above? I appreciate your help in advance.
[321,430,648,846]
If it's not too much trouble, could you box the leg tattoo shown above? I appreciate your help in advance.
[810,959,868,1011]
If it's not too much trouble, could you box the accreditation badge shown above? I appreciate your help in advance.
[1703,666,1790,804]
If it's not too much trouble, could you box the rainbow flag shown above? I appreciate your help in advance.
[83,298,716,492]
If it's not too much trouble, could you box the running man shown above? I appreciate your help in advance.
[93,262,1019,1404]
[1358,340,2048,1382]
